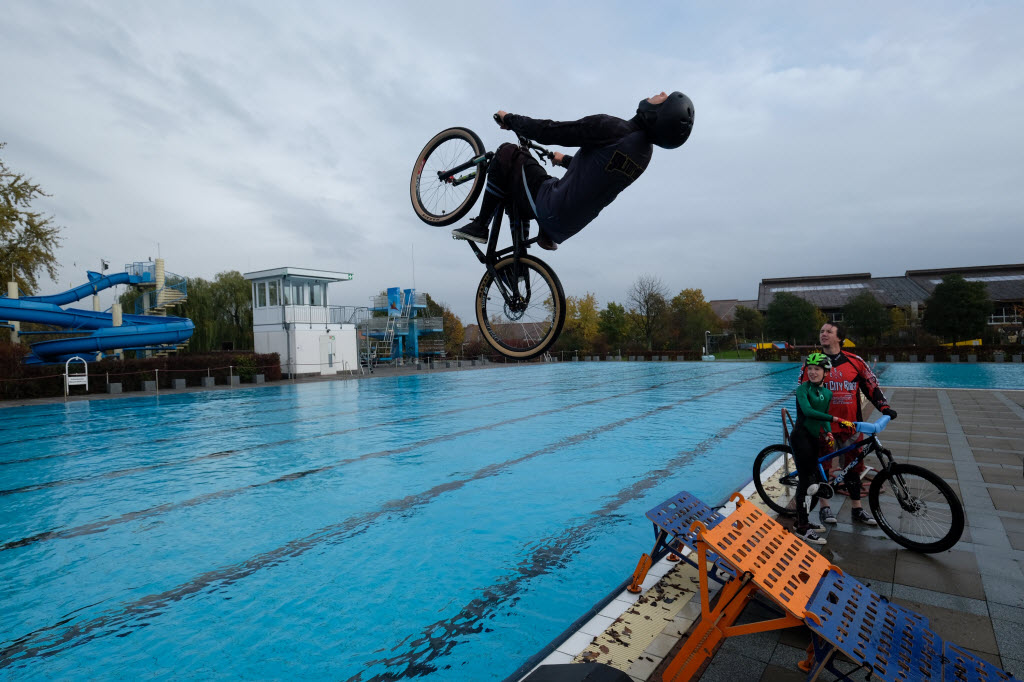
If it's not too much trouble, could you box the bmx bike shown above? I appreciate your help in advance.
[752,414,965,553]
[409,118,566,360]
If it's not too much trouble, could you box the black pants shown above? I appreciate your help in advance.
[480,143,550,222]
[790,428,824,531]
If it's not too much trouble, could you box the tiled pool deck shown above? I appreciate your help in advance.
[526,387,1024,681]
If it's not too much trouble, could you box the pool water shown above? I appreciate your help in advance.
[874,361,1024,390]
[0,361,1013,679]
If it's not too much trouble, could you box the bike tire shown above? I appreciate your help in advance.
[868,463,965,553]
[752,444,798,517]
[410,127,486,226]
[475,254,566,360]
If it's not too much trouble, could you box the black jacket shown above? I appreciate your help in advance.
[503,113,652,243]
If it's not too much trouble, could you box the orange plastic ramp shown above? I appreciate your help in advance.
[701,493,838,617]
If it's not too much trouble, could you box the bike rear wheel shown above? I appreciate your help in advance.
[410,127,486,226]
[868,463,965,553]
[752,444,798,516]
[475,254,565,360]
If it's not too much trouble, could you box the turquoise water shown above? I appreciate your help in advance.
[1,360,1014,680]
[874,362,1024,390]
[0,363,798,680]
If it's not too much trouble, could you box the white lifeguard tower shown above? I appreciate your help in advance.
[244,267,362,377]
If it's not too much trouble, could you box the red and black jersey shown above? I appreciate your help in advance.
[798,351,890,441]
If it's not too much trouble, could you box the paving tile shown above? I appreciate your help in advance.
[890,598,999,654]
[696,651,767,682]
[1005,656,1024,679]
[896,546,979,573]
[759,664,807,682]
[981,572,1024,608]
[890,583,989,616]
[905,446,953,460]
[894,559,985,599]
[990,488,1024,513]
[989,602,1024,625]
[974,550,1024,579]
[911,432,951,445]
[821,533,897,583]
[982,467,1024,485]
[992,618,1024,663]
[975,451,1024,466]
[1009,531,1024,551]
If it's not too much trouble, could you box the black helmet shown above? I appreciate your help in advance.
[636,91,694,149]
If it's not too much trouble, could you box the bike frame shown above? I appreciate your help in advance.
[438,133,554,309]
[812,433,893,490]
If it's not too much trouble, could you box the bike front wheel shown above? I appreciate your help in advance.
[868,463,965,553]
[475,254,566,360]
[410,127,486,226]
[752,444,798,516]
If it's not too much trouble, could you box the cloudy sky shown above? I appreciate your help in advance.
[2,1,1023,321]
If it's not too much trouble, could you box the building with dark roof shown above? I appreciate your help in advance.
[708,299,758,323]
[752,263,1024,327]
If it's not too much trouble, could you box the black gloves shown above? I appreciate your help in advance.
[882,407,898,420]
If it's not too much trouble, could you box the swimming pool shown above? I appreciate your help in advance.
[1,362,806,680]
[2,360,1014,680]
[874,361,1024,390]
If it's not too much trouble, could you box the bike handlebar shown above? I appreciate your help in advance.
[854,415,891,434]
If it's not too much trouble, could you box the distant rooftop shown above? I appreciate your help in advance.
[243,267,354,283]
[756,263,1024,311]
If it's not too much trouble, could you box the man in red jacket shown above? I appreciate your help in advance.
[798,322,898,527]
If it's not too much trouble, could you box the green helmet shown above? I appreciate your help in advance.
[805,352,832,370]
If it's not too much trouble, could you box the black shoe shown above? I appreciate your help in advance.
[452,217,489,243]
[852,508,878,525]
[537,232,558,251]
[798,528,827,546]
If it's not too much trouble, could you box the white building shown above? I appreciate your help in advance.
[243,267,361,377]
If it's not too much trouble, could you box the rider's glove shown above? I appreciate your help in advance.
[882,407,897,420]
[839,420,855,429]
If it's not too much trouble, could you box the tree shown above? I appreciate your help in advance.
[732,305,764,341]
[765,292,821,346]
[440,306,465,357]
[843,291,891,345]
[135,270,253,352]
[0,143,63,294]
[667,288,721,351]
[922,274,991,344]
[559,292,600,352]
[627,275,668,351]
[598,301,629,350]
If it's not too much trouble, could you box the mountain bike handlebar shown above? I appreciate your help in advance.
[492,113,556,164]
[854,415,891,434]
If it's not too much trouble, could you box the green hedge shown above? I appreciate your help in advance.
[0,345,281,400]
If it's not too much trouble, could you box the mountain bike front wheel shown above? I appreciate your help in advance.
[868,463,965,553]
[475,254,566,360]
[410,127,486,226]
[752,444,798,517]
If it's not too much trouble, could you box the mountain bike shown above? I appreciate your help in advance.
[409,117,566,360]
[752,414,965,553]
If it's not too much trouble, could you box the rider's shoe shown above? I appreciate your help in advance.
[799,527,827,546]
[537,232,558,251]
[819,507,837,525]
[452,216,489,244]
[851,508,878,525]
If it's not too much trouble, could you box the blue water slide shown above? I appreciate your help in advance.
[0,270,193,364]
